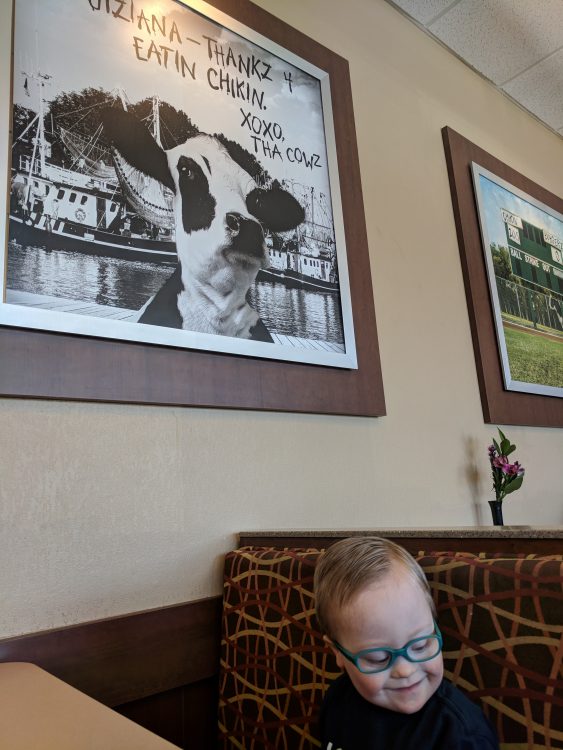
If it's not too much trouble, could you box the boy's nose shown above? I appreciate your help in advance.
[390,655,417,679]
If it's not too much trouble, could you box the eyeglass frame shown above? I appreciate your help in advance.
[332,620,443,674]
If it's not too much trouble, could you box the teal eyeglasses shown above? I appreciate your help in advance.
[333,621,443,674]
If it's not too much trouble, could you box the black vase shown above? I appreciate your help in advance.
[488,500,504,526]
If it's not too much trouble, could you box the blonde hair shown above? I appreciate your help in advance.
[314,536,436,639]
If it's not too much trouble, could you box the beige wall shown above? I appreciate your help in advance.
[1,0,562,640]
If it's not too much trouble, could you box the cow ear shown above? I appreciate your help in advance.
[246,185,305,232]
[101,108,175,192]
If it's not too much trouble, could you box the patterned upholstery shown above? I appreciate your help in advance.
[218,547,563,750]
[421,552,563,750]
[219,548,334,749]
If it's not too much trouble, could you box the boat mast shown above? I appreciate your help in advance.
[30,71,51,176]
[21,70,51,201]
[310,186,314,226]
[152,95,162,147]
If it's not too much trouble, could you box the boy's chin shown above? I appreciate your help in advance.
[375,677,440,714]
[390,695,428,714]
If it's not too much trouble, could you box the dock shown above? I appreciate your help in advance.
[6,290,138,321]
[5,290,345,353]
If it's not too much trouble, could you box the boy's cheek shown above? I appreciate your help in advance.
[431,653,445,680]
[346,669,386,706]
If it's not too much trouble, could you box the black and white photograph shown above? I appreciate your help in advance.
[2,0,357,368]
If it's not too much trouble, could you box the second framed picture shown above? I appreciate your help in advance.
[443,127,563,427]
[472,163,563,399]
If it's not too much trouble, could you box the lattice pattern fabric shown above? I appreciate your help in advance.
[219,548,333,749]
[218,547,563,750]
[419,552,563,750]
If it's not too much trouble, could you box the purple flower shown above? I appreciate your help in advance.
[510,461,525,477]
[493,457,525,476]
[487,428,525,503]
[492,455,509,470]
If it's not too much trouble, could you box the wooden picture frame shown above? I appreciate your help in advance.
[0,0,385,416]
[442,126,563,427]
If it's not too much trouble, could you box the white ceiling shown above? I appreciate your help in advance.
[385,0,563,138]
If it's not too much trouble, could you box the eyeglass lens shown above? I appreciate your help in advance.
[356,635,441,673]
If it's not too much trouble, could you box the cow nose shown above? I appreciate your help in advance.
[226,212,242,234]
[225,213,265,259]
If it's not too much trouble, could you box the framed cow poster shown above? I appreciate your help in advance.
[0,0,385,416]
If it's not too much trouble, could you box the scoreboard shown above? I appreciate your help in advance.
[502,208,563,295]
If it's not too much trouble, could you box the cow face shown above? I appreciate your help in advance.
[164,135,268,294]
[102,108,305,332]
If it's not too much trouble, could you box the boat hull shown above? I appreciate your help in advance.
[8,214,177,265]
[256,266,339,293]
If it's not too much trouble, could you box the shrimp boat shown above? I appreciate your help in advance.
[9,71,339,291]
[258,184,339,293]
[8,72,177,265]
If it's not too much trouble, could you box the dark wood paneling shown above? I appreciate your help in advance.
[238,534,563,555]
[442,126,563,427]
[0,0,385,417]
[116,685,186,747]
[181,677,220,750]
[116,677,219,750]
[0,596,222,707]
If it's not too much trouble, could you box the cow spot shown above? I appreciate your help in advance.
[246,183,305,232]
[177,155,216,233]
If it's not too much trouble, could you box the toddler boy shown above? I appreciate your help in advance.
[314,537,499,749]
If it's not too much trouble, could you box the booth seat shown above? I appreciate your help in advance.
[218,546,563,750]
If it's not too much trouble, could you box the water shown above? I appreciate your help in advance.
[249,281,344,343]
[7,243,174,311]
[7,243,345,344]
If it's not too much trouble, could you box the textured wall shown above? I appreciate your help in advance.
[1,0,562,639]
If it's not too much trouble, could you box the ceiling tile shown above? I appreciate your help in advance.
[389,0,459,26]
[429,0,563,85]
[503,48,563,130]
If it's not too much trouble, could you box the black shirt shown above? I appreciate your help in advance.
[320,675,499,749]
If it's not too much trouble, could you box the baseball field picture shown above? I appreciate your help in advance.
[472,163,563,398]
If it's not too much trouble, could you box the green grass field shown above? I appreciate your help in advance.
[504,326,563,388]
[502,312,563,338]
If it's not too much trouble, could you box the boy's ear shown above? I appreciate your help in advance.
[323,635,345,669]
[323,634,337,655]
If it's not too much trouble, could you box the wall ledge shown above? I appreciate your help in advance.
[240,526,563,539]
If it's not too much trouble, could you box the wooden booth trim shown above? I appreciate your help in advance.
[0,595,223,749]
[238,534,563,555]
